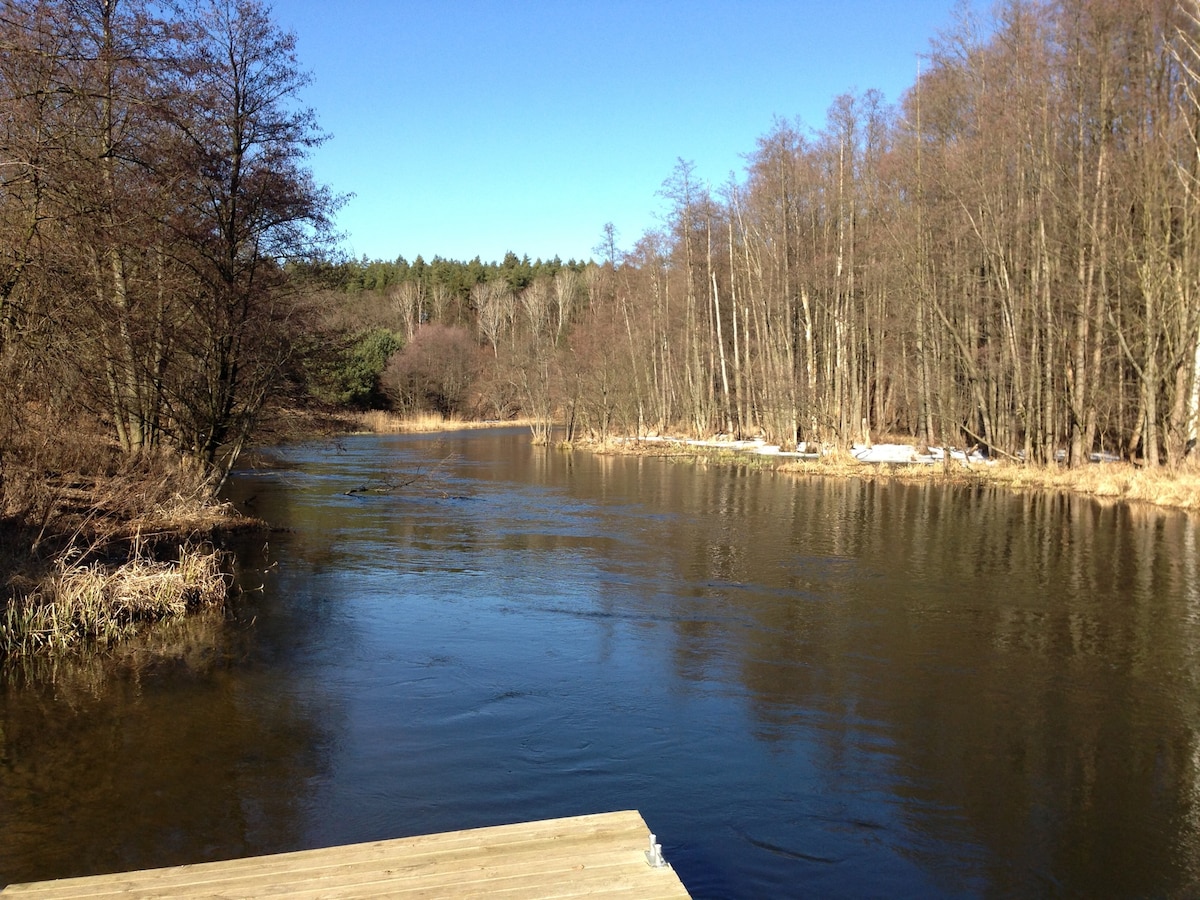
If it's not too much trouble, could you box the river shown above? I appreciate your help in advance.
[2,429,1199,898]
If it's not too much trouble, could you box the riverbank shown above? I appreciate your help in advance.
[341,414,1200,512]
[0,454,257,659]
[349,410,537,434]
[578,435,1200,513]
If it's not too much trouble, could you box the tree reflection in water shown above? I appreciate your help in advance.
[0,603,336,886]
[5,433,1197,898]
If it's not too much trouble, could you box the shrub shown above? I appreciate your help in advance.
[381,325,481,416]
[335,328,405,408]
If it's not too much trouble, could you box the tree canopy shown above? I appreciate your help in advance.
[0,0,338,487]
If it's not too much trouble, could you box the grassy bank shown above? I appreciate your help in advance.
[2,545,229,657]
[580,436,1200,513]
[0,446,256,660]
[777,454,1200,511]
[352,410,536,434]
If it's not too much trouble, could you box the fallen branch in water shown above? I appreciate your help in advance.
[343,453,459,497]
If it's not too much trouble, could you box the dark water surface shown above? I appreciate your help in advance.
[3,429,1200,897]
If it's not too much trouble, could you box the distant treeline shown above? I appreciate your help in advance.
[294,253,591,297]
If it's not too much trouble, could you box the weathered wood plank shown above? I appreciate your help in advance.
[1,810,691,899]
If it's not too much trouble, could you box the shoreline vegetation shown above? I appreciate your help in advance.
[2,546,229,657]
[0,448,259,661]
[348,412,1200,512]
[350,410,538,434]
[581,435,1200,512]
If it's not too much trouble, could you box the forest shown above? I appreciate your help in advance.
[3,0,1200,534]
[310,0,1200,470]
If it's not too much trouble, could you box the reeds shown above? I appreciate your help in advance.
[1,544,229,658]
[799,458,1200,510]
[967,461,1200,510]
[353,410,532,434]
[582,435,1200,512]
[354,410,461,433]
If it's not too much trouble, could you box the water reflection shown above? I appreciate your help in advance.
[3,431,1199,898]
[634,471,1200,897]
[0,581,337,886]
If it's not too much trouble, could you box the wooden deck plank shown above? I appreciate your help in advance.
[5,816,646,897]
[114,845,660,899]
[1,817,611,894]
[1,810,691,899]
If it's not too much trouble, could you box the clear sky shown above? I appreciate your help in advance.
[269,0,982,265]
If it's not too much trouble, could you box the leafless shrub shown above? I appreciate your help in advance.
[380,324,482,417]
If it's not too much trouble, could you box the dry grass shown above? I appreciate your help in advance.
[776,453,1199,510]
[0,432,252,659]
[960,460,1200,510]
[581,435,1200,512]
[810,458,1200,510]
[0,404,276,663]
[1,437,249,552]
[1,544,229,658]
[353,410,534,434]
[579,436,713,458]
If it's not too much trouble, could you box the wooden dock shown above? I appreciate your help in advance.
[0,809,692,899]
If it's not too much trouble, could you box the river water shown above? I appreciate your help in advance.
[2,429,1199,898]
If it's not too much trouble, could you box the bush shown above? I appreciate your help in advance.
[381,324,481,416]
[300,327,404,409]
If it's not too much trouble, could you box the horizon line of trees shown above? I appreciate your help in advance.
[301,252,592,295]
[325,0,1200,469]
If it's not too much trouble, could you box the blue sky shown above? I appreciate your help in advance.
[269,1,982,265]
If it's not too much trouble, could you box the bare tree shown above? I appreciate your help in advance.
[163,0,338,483]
